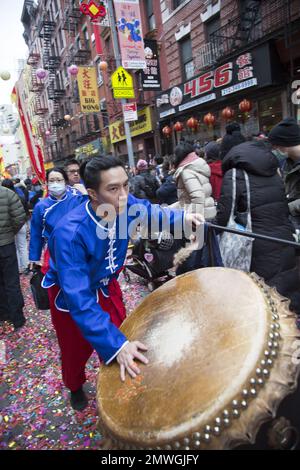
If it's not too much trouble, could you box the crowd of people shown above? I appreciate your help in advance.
[1,117,300,412]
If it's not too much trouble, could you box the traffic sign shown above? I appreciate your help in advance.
[111,66,135,99]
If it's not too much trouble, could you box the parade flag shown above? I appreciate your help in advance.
[113,0,146,69]
[12,86,46,182]
[77,66,100,113]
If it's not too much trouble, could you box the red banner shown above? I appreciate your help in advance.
[13,86,46,182]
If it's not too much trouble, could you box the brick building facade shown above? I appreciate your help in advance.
[20,0,300,168]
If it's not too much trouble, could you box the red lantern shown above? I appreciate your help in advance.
[221,107,235,120]
[173,121,184,132]
[186,117,198,131]
[239,99,252,113]
[162,125,172,137]
[203,113,216,127]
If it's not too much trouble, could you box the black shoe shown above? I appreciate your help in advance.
[13,317,26,330]
[70,387,88,411]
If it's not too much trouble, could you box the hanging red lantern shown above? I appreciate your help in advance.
[173,121,184,132]
[221,107,235,120]
[186,117,198,131]
[239,99,252,113]
[203,113,216,127]
[162,125,172,137]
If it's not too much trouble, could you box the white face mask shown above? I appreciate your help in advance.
[48,182,66,197]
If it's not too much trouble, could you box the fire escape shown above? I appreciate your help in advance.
[27,50,47,136]
[62,0,81,36]
[196,0,287,70]
[38,14,64,133]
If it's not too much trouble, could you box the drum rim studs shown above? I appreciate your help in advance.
[242,389,248,397]
[215,417,222,426]
[193,432,201,439]
[264,350,270,357]
[204,433,211,442]
[232,409,240,418]
[183,437,190,445]
[263,368,269,376]
[232,399,239,408]
[223,409,230,417]
[256,368,262,375]
[223,418,230,427]
[205,425,211,433]
[257,378,264,386]
[241,400,248,408]
[261,359,266,366]
[213,426,221,435]
[250,387,257,396]
[250,378,256,385]
[194,440,201,447]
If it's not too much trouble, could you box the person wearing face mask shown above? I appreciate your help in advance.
[29,168,87,273]
[42,155,203,411]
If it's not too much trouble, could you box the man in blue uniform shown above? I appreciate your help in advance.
[44,156,202,410]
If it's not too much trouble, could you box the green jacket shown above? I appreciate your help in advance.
[0,186,27,247]
[282,159,300,216]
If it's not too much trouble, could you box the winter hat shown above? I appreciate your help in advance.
[268,118,300,147]
[225,121,241,135]
[220,131,246,160]
[136,159,148,170]
[205,141,220,162]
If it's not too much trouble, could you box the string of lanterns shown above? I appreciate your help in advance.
[162,99,253,137]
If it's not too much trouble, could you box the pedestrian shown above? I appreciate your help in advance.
[268,117,300,229]
[173,141,216,219]
[217,140,300,314]
[220,122,246,160]
[0,183,27,328]
[1,178,30,275]
[42,155,202,410]
[131,159,159,202]
[29,168,87,274]
[205,141,222,201]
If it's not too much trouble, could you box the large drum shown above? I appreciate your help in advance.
[97,268,300,450]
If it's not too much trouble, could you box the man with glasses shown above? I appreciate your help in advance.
[65,159,81,187]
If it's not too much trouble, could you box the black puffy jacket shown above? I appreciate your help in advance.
[217,141,300,311]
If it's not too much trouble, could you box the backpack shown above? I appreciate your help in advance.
[142,173,159,200]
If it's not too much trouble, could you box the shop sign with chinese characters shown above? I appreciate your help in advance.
[77,66,100,113]
[109,106,152,144]
[156,43,283,118]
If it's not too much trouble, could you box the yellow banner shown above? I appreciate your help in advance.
[109,107,152,144]
[77,66,100,114]
[0,146,5,175]
[44,162,54,171]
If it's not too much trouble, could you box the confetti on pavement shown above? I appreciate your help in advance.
[0,270,149,450]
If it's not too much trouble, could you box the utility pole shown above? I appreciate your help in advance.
[107,0,135,169]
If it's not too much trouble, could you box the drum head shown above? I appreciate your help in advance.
[97,268,300,450]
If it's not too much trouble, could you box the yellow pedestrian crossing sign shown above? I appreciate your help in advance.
[111,67,135,99]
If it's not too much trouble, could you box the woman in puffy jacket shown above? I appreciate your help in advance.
[173,141,216,219]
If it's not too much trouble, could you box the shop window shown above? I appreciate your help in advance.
[179,36,194,81]
[258,94,282,132]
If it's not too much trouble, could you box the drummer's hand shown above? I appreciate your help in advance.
[117,341,148,382]
[184,212,205,228]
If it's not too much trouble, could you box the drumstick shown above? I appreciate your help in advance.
[206,222,300,249]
